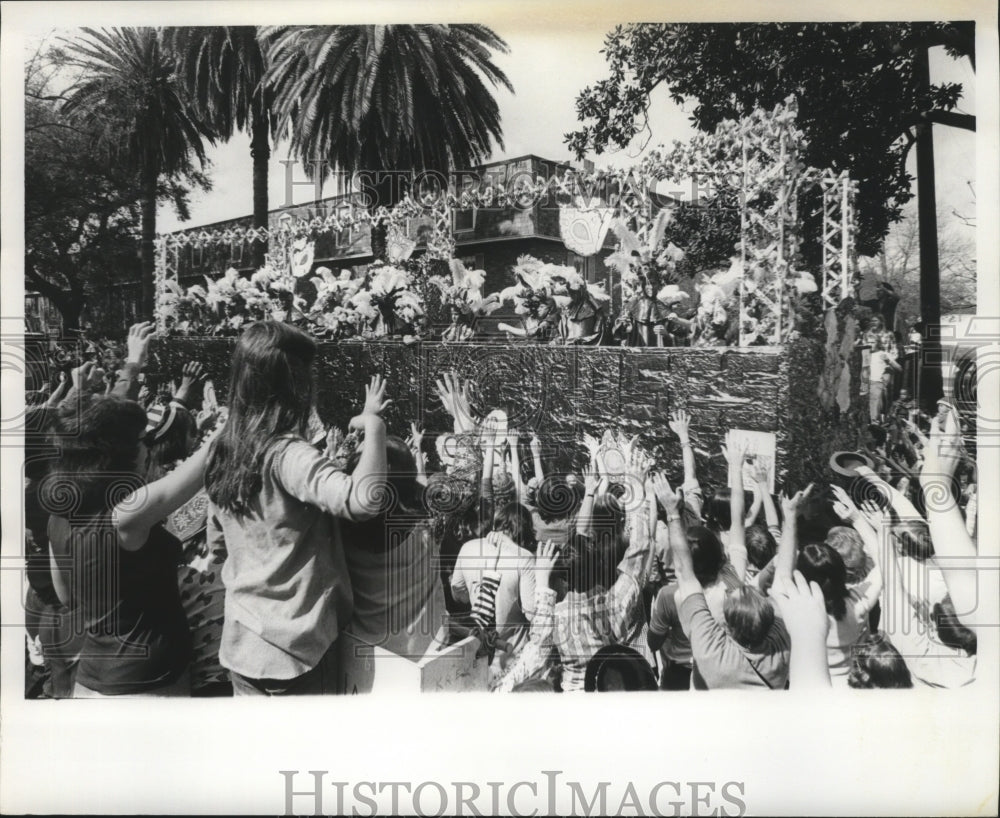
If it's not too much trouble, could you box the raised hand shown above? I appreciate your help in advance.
[858,499,887,532]
[434,374,457,417]
[920,404,964,487]
[125,321,156,368]
[668,409,691,443]
[830,484,859,524]
[768,570,831,692]
[176,361,205,403]
[535,540,561,584]
[581,432,601,463]
[362,374,392,416]
[529,433,542,458]
[650,472,682,515]
[179,361,204,388]
[70,360,96,391]
[407,422,424,452]
[780,483,813,517]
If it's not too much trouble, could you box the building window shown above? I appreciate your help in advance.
[453,208,476,233]
[567,252,598,283]
[334,226,353,249]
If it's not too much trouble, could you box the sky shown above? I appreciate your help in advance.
[132,27,975,248]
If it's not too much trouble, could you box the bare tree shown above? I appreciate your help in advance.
[859,203,976,325]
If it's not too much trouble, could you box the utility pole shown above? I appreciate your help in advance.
[914,43,944,412]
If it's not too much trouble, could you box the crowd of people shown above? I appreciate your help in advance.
[22,316,980,697]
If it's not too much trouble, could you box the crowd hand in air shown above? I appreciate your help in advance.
[581,433,602,468]
[920,404,964,492]
[916,404,983,628]
[44,372,69,407]
[70,360,100,393]
[348,375,391,439]
[650,472,682,516]
[360,373,392,416]
[582,461,601,496]
[529,433,543,458]
[534,540,561,587]
[779,483,813,518]
[435,371,477,433]
[768,570,831,689]
[858,499,888,534]
[405,422,424,454]
[479,413,504,451]
[195,381,219,430]
[174,361,205,403]
[125,321,156,368]
[719,431,750,478]
[830,484,860,525]
[668,409,691,445]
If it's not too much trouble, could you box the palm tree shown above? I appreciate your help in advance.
[61,27,215,317]
[161,27,273,265]
[261,25,513,260]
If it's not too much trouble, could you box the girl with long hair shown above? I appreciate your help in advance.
[205,321,387,696]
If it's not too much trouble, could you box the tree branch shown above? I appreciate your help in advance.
[921,110,976,131]
[25,263,74,307]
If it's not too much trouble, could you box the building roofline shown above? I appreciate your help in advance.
[167,155,587,235]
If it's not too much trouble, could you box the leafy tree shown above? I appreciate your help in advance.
[566,22,974,257]
[25,45,207,331]
[59,27,216,317]
[261,24,513,259]
[161,27,273,264]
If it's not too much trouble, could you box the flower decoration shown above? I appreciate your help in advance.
[606,209,686,301]
[430,258,502,319]
[497,255,609,321]
[348,261,427,338]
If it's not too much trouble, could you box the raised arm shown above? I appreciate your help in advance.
[345,375,390,519]
[768,571,832,689]
[480,420,497,501]
[529,433,545,485]
[111,321,155,401]
[752,457,781,532]
[775,485,812,584]
[44,373,69,408]
[507,428,527,505]
[575,463,600,536]
[435,371,477,434]
[831,485,884,615]
[745,486,764,528]
[613,476,657,585]
[114,435,214,551]
[653,474,697,600]
[407,423,427,485]
[918,408,981,628]
[171,361,204,409]
[528,540,560,645]
[721,433,749,581]
[669,409,698,488]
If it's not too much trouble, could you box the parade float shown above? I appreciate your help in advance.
[151,98,867,496]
